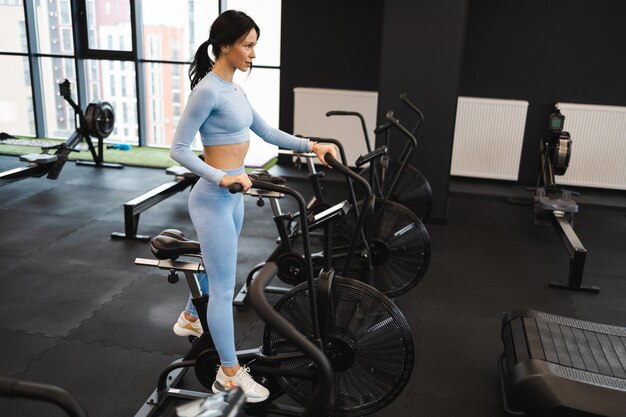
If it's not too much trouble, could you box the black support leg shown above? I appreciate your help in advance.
[548,213,599,294]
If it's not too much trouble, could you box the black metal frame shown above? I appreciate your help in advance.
[232,141,368,308]
[232,188,298,308]
[231,177,354,309]
[110,167,198,241]
[287,137,370,271]
[0,377,87,417]
[70,0,141,143]
[548,213,593,292]
[536,129,598,294]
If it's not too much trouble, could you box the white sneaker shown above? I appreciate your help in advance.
[173,311,203,338]
[212,366,270,403]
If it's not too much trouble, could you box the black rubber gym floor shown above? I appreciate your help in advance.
[1,154,625,417]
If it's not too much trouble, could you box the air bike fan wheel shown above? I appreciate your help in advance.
[359,161,433,221]
[263,277,414,417]
[84,101,115,138]
[333,198,431,298]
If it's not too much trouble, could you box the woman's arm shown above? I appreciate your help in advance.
[170,86,226,185]
[249,106,310,152]
[249,105,337,166]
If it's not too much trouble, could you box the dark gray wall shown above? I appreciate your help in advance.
[279,0,466,222]
[279,0,384,135]
[279,0,626,221]
[377,0,468,221]
[460,0,626,184]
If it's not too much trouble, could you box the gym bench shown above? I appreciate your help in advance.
[111,166,198,241]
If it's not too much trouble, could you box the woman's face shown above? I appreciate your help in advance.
[224,28,257,72]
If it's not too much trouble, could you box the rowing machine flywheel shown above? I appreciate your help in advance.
[550,131,572,176]
[85,101,115,138]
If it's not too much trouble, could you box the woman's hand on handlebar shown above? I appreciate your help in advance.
[310,142,338,169]
[220,172,252,192]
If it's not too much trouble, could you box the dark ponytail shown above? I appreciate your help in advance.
[188,10,260,90]
[189,39,213,90]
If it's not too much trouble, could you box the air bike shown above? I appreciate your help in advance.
[280,111,431,298]
[134,154,414,417]
[232,127,430,309]
[0,79,118,186]
[326,93,433,222]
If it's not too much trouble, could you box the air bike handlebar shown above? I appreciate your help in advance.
[247,262,333,417]
[325,110,363,118]
[229,179,333,417]
[0,377,87,417]
[373,120,393,135]
[324,153,371,200]
[228,178,320,341]
[386,111,418,150]
[384,111,419,199]
[228,180,313,272]
[303,136,350,166]
[399,93,424,135]
[355,145,387,168]
[325,111,372,153]
[323,153,375,275]
[291,136,361,225]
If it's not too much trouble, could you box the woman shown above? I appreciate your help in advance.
[169,10,336,403]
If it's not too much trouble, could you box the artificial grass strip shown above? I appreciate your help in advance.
[0,138,277,171]
[0,140,177,168]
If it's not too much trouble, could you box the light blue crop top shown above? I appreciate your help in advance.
[170,72,310,185]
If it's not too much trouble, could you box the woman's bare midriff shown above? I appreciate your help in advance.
[203,141,250,170]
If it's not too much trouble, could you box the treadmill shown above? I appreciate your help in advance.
[500,309,626,417]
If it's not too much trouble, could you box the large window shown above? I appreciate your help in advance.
[34,0,74,55]
[0,1,35,136]
[228,0,282,166]
[85,59,138,143]
[139,0,218,148]
[39,56,76,138]
[85,0,132,51]
[0,1,28,53]
[0,55,35,136]
[140,0,216,62]
[227,0,281,67]
[142,61,190,146]
[0,0,283,166]
[234,68,282,167]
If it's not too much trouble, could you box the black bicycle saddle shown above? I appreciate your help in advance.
[248,169,286,184]
[150,229,201,260]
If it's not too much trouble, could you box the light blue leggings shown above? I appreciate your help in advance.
[186,167,244,368]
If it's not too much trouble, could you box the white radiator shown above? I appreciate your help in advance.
[293,87,378,166]
[556,102,626,191]
[451,97,529,181]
